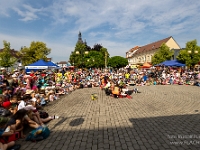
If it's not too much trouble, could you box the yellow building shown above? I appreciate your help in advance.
[126,36,181,65]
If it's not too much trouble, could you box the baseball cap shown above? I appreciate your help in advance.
[2,101,11,108]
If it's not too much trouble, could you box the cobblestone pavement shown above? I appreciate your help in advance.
[17,85,200,150]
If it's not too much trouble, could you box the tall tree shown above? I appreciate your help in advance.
[19,41,51,66]
[84,51,104,68]
[177,40,200,67]
[70,42,87,68]
[151,43,173,65]
[70,42,110,69]
[108,56,128,68]
[92,44,103,51]
[0,41,17,68]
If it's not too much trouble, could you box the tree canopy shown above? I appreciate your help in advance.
[151,43,173,65]
[19,41,51,66]
[177,40,200,67]
[0,41,17,68]
[69,42,109,68]
[108,56,128,68]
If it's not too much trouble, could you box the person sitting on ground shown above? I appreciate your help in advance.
[5,95,18,115]
[0,117,16,150]
[6,109,29,138]
[47,90,57,102]
[40,92,48,106]
[24,105,56,126]
[104,79,111,89]
[55,87,65,96]
[111,83,121,98]
[178,77,184,85]
[17,95,44,126]
[118,77,125,90]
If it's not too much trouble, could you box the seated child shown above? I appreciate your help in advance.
[0,116,18,149]
[178,77,183,85]
[112,84,121,98]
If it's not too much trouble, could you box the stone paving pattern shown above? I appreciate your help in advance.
[17,85,200,150]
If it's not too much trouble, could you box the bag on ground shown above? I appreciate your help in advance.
[26,126,50,142]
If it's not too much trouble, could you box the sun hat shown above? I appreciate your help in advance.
[12,74,17,78]
[25,89,34,95]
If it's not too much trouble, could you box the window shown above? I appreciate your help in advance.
[147,56,149,61]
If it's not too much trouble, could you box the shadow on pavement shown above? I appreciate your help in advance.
[51,117,68,130]
[69,118,84,126]
[18,113,200,150]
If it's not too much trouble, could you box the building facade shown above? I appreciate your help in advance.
[126,36,181,65]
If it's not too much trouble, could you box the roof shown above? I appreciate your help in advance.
[127,46,140,53]
[134,36,172,55]
[126,46,140,58]
[58,61,67,64]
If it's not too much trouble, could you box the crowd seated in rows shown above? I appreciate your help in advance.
[0,66,199,149]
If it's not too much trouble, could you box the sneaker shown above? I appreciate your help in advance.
[54,115,59,119]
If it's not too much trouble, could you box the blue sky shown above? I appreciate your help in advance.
[0,0,200,63]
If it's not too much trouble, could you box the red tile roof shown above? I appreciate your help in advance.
[127,46,140,53]
[134,36,172,55]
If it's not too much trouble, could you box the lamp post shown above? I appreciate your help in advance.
[76,50,88,70]
[105,52,108,68]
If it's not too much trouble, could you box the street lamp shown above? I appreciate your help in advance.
[188,50,198,54]
[87,59,95,69]
[76,50,89,70]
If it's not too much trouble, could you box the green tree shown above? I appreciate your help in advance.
[69,43,110,69]
[177,40,200,67]
[151,43,173,65]
[19,41,51,66]
[70,42,88,68]
[85,51,104,68]
[108,56,128,68]
[0,41,17,68]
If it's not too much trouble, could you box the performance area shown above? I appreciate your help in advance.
[17,85,200,150]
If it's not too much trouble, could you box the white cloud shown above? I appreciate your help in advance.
[0,0,25,17]
[12,4,43,21]
[1,0,200,62]
[4,0,197,39]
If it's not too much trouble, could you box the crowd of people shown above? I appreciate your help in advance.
[99,66,200,98]
[0,66,199,149]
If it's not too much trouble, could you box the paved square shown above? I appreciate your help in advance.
[17,85,200,150]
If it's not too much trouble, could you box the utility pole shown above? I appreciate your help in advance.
[105,52,107,68]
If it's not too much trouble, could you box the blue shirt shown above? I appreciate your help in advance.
[143,75,147,81]
[40,98,46,105]
[0,128,5,136]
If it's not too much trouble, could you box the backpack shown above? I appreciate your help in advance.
[26,126,50,142]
